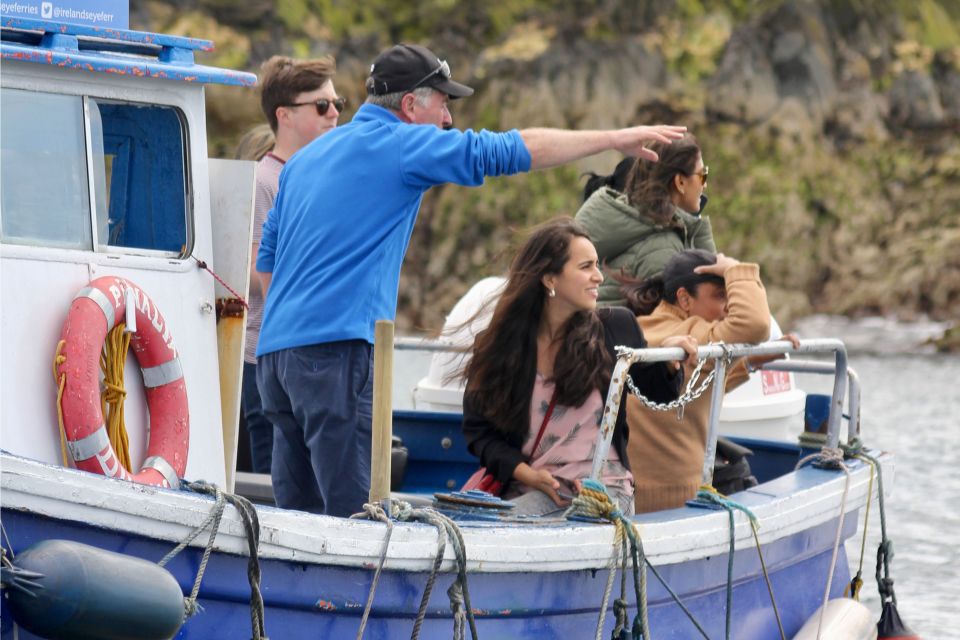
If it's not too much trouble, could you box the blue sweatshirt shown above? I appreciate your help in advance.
[256,103,532,355]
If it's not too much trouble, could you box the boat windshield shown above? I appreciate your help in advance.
[0,88,191,258]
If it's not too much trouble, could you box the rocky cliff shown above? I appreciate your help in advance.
[133,0,960,340]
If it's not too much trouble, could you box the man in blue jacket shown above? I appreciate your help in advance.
[256,43,686,517]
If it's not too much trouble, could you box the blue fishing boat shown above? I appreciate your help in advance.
[1,14,898,640]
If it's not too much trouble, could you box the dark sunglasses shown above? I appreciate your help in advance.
[692,165,709,185]
[285,97,346,116]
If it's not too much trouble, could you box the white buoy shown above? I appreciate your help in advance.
[792,598,877,640]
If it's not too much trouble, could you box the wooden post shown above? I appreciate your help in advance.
[369,319,394,506]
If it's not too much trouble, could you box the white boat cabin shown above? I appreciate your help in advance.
[0,17,257,488]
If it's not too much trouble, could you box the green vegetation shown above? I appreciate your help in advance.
[134,0,960,341]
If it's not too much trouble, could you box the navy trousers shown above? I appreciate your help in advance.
[241,361,273,474]
[257,341,373,518]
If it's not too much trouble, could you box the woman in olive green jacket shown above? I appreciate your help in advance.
[574,134,715,306]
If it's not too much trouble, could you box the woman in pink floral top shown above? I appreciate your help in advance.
[462,218,697,516]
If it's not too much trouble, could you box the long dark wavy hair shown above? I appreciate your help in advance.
[463,218,611,440]
[624,133,701,224]
[620,248,723,316]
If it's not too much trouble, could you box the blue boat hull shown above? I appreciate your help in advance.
[1,505,854,639]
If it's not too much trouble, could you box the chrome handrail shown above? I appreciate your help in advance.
[590,339,849,484]
[394,336,857,487]
[394,336,468,353]
[760,359,861,442]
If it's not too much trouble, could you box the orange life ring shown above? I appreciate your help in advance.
[56,276,189,488]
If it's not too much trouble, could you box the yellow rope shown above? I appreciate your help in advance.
[844,457,875,600]
[52,339,70,468]
[100,324,132,471]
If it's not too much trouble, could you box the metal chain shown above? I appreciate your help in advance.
[621,343,734,416]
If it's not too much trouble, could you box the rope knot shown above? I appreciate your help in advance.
[573,483,622,520]
[878,576,895,600]
[390,500,414,522]
[841,437,864,457]
[815,446,845,469]
[878,538,894,561]
[101,381,127,402]
[692,484,759,530]
[611,597,632,639]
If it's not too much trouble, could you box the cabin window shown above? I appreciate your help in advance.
[0,89,92,251]
[89,99,191,256]
[0,88,191,257]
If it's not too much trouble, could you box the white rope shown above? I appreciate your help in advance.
[796,447,850,640]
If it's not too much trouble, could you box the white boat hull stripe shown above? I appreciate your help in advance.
[67,425,110,461]
[140,455,180,490]
[74,287,115,331]
[141,358,183,388]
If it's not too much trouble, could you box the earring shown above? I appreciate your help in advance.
[548,288,556,297]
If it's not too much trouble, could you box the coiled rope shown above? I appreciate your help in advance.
[99,324,133,471]
[566,479,719,639]
[795,447,850,640]
[52,324,134,470]
[158,480,267,639]
[565,479,650,640]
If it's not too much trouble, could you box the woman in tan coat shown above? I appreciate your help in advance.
[622,249,798,513]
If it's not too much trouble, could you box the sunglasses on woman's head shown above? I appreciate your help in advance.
[285,97,346,116]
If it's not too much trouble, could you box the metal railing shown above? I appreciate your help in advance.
[394,337,466,353]
[590,339,851,484]
[392,336,861,487]
[761,359,861,442]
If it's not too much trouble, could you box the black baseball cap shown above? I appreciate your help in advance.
[366,44,474,99]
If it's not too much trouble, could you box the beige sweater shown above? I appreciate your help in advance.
[629,263,770,513]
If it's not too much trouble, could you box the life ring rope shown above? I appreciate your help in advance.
[52,339,71,468]
[99,323,132,472]
[55,276,189,489]
[53,325,136,475]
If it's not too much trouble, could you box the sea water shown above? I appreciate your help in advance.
[802,353,960,639]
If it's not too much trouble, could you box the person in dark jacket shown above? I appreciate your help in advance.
[574,134,715,306]
[461,218,697,516]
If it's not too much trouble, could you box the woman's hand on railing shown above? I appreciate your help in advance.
[746,332,800,371]
[513,463,570,506]
[660,334,698,371]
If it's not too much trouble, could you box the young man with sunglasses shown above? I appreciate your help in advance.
[241,55,341,479]
[255,43,689,517]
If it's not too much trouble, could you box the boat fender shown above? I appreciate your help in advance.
[56,276,189,488]
[792,598,877,640]
[877,600,920,639]
[6,540,185,640]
